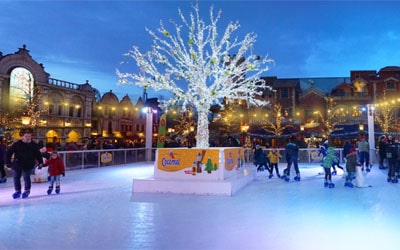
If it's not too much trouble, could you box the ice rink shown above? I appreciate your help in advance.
[1,162,399,250]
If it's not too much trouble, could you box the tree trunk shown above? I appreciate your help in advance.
[196,109,210,148]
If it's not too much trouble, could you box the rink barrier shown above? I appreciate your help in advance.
[56,148,157,170]
[58,147,349,170]
[3,147,376,176]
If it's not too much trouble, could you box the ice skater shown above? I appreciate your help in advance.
[282,136,300,182]
[253,144,272,176]
[5,128,44,199]
[322,146,336,188]
[384,135,398,183]
[319,143,343,175]
[357,135,371,172]
[41,151,66,194]
[267,148,282,178]
[344,146,358,188]
[0,137,7,183]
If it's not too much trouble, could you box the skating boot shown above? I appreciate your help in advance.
[12,191,21,199]
[324,182,329,188]
[47,186,53,195]
[55,185,60,194]
[332,170,337,176]
[21,190,30,199]
[269,174,273,179]
[328,182,335,188]
[344,182,354,188]
[284,175,290,182]
[294,174,301,181]
[391,178,398,184]
[277,174,281,179]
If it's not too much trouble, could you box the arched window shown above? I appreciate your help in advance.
[9,67,34,111]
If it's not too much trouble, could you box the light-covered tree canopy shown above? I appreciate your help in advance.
[117,3,273,148]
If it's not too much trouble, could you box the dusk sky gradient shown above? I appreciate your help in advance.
[1,0,399,100]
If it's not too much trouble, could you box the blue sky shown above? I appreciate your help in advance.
[1,0,399,100]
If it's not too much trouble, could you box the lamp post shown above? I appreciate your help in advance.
[367,104,376,164]
[144,107,153,162]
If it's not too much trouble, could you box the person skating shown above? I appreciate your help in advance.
[5,128,43,199]
[385,135,398,183]
[41,151,66,195]
[283,136,300,182]
[0,137,7,183]
[322,146,336,188]
[357,135,371,172]
[253,144,272,176]
[344,146,358,188]
[267,148,282,178]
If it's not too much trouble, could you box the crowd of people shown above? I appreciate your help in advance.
[2,128,400,199]
[252,133,398,188]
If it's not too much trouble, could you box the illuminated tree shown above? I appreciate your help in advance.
[117,3,273,148]
[262,103,291,138]
[316,97,344,136]
[374,102,395,134]
[0,85,44,130]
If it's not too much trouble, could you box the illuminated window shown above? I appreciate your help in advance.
[9,67,34,111]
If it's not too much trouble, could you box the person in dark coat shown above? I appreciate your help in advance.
[282,136,300,182]
[378,136,387,169]
[5,128,43,199]
[0,137,6,183]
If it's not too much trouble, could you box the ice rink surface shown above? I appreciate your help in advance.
[1,162,399,250]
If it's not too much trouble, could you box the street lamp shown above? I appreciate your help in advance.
[143,107,157,162]
[367,104,376,164]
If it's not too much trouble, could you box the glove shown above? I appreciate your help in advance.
[62,172,65,177]
[37,164,42,170]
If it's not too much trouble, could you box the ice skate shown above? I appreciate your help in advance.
[328,182,335,188]
[47,186,53,195]
[55,186,60,194]
[12,191,21,199]
[324,182,329,188]
[21,191,30,199]
[294,174,301,181]
[269,174,273,179]
[345,182,354,188]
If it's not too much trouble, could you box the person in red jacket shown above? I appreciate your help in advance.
[42,152,65,195]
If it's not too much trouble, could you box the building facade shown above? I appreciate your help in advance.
[1,45,400,148]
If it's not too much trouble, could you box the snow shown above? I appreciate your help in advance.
[1,163,399,250]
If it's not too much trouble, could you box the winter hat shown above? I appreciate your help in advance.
[37,140,45,149]
[349,147,356,153]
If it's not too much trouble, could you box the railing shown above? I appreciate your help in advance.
[244,147,350,165]
[57,147,360,171]
[48,78,81,90]
[57,148,157,170]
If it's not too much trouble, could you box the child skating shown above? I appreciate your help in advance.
[268,148,282,178]
[344,146,358,188]
[41,152,65,195]
[322,147,336,188]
